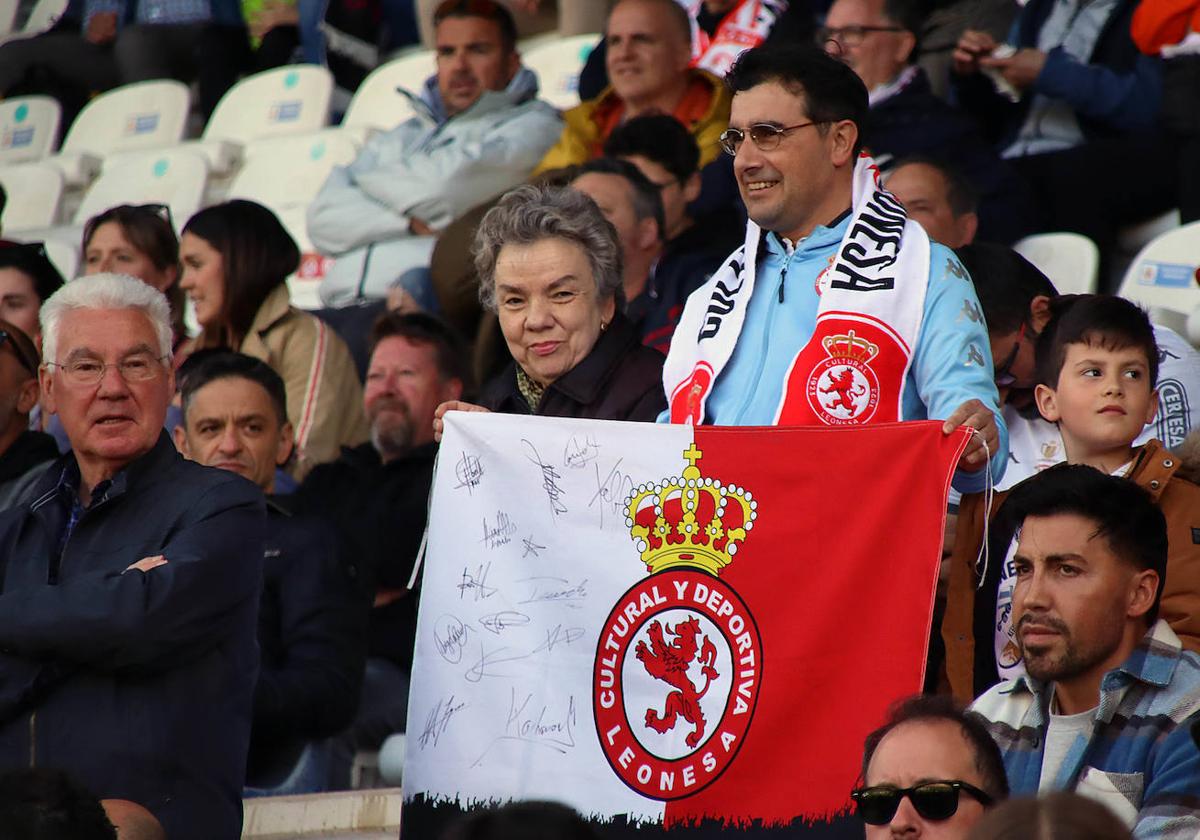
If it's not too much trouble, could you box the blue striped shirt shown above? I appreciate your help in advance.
[971,620,1200,838]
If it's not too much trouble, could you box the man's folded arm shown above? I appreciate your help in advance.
[0,484,265,671]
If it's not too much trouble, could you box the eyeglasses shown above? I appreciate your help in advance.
[719,121,820,156]
[994,322,1027,388]
[851,781,994,825]
[46,353,168,386]
[817,24,904,48]
[0,330,38,376]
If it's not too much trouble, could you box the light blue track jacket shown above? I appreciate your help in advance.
[660,214,1007,494]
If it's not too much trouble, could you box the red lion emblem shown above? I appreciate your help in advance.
[820,367,865,413]
[636,616,719,748]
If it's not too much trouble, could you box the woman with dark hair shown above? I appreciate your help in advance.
[179,200,367,476]
[82,204,189,349]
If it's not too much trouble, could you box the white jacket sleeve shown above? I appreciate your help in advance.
[352,103,563,230]
[306,137,413,255]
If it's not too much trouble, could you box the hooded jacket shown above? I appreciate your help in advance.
[308,66,562,305]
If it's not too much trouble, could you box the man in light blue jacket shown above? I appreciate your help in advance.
[662,44,1006,494]
[307,0,562,307]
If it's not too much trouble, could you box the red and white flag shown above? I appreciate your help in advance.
[403,413,969,836]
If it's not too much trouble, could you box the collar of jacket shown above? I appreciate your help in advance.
[407,65,543,126]
[31,430,180,510]
[763,208,852,259]
[1128,438,1179,502]
[246,284,293,339]
[191,284,293,353]
[523,311,640,408]
[589,68,726,127]
[1002,619,1184,701]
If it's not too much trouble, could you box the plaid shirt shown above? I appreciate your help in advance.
[971,620,1200,839]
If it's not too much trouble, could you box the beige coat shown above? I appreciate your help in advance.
[184,285,368,479]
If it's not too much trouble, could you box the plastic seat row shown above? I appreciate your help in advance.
[0,30,600,169]
[0,0,68,44]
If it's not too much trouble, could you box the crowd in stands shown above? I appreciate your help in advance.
[1,0,1200,837]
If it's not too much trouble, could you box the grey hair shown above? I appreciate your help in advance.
[474,183,624,312]
[41,273,174,364]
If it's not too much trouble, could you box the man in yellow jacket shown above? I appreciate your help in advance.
[534,0,731,174]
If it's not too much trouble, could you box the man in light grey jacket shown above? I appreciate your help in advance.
[307,0,563,306]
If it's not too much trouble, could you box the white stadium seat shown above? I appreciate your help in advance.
[339,49,434,141]
[1013,232,1100,296]
[0,1,17,36]
[47,80,191,187]
[0,161,63,231]
[522,33,601,110]
[0,96,61,166]
[1118,221,1200,336]
[187,65,334,175]
[43,238,78,279]
[226,132,359,310]
[226,132,359,244]
[74,149,209,231]
[0,0,68,42]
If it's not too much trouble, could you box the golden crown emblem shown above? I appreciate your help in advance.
[624,444,758,576]
[822,330,879,364]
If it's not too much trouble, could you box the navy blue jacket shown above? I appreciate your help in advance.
[248,504,365,785]
[0,432,265,840]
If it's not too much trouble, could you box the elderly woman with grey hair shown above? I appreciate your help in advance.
[435,183,666,432]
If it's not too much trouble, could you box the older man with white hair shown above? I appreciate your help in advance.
[0,274,265,840]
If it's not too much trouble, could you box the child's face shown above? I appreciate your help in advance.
[1035,341,1157,459]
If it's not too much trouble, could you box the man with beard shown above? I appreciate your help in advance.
[970,464,1200,838]
[289,312,467,780]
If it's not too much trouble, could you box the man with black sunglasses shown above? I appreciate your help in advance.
[854,695,1008,838]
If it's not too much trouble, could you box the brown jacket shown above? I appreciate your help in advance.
[182,285,369,479]
[942,439,1200,703]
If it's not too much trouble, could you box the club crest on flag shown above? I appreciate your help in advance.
[593,444,763,800]
[806,330,882,424]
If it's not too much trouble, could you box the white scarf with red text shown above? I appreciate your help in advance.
[680,0,788,77]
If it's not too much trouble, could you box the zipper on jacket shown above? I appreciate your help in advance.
[28,711,35,767]
[732,252,794,423]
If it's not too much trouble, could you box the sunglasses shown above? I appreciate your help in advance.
[994,322,1027,388]
[851,781,994,825]
[0,329,39,377]
[719,121,820,156]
